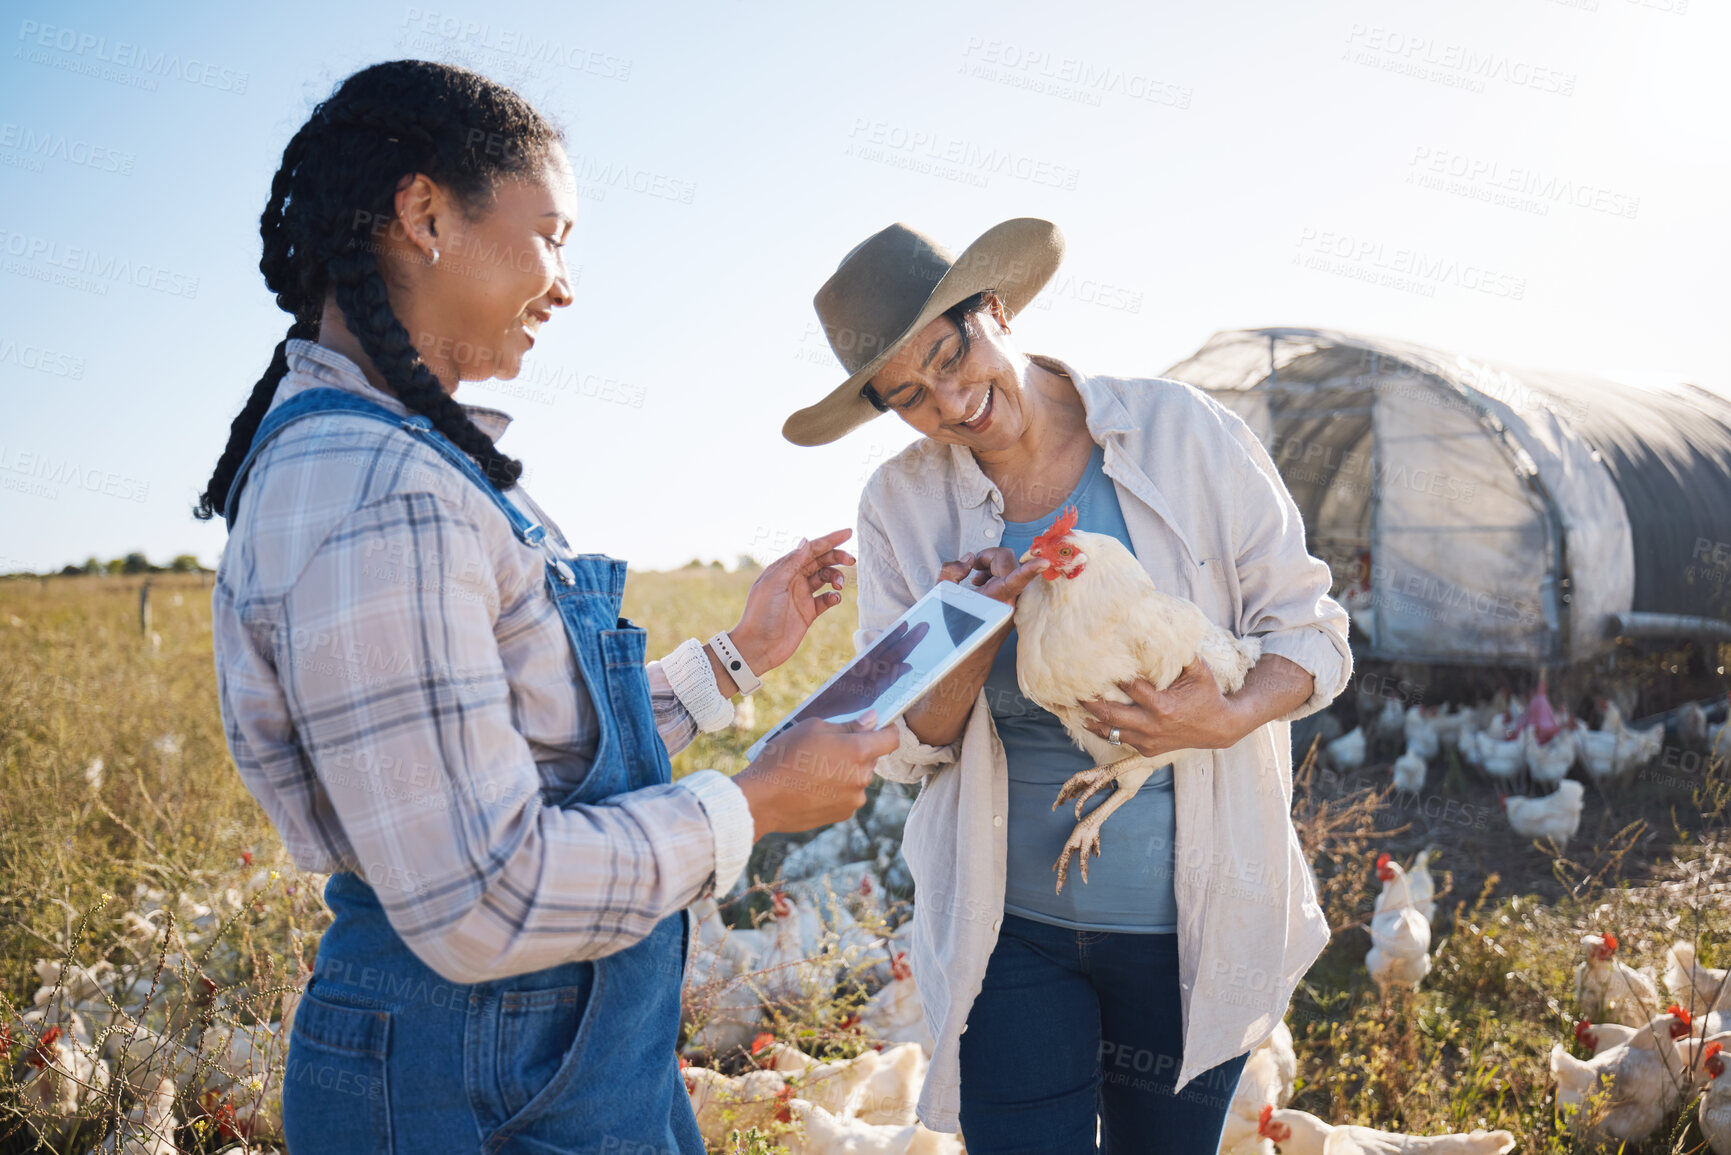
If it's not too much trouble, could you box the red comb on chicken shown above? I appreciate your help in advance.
[27,1025,62,1069]
[1665,1003,1693,1037]
[1375,852,1394,881]
[1574,1019,1598,1049]
[1706,1040,1724,1078]
[1599,932,1619,959]
[1028,505,1084,581]
[1257,1104,1291,1141]
[890,951,913,982]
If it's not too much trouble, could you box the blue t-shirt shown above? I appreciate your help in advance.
[985,443,1178,933]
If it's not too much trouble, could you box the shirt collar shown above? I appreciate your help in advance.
[946,354,1130,509]
[277,339,515,444]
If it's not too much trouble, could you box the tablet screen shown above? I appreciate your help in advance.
[747,583,1008,758]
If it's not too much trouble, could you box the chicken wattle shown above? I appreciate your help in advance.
[1012,506,1261,893]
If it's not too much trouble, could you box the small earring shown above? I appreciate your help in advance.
[429,249,440,266]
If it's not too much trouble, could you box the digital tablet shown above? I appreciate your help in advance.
[744,580,1014,762]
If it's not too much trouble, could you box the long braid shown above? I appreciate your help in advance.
[197,60,559,519]
[195,120,323,520]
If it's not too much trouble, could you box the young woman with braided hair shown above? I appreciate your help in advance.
[204,60,894,1152]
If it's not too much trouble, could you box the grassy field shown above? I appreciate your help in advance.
[0,570,1727,1153]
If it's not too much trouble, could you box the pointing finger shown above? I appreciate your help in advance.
[997,558,1050,598]
[807,527,854,553]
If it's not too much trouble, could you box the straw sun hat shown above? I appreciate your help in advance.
[782,217,1065,447]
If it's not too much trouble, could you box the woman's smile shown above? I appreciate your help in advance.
[957,382,995,433]
[519,308,551,347]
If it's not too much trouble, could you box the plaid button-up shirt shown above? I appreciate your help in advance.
[213,340,752,984]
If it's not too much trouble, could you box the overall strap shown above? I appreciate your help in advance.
[223,387,570,580]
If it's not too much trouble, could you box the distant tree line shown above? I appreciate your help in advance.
[680,556,764,572]
[48,553,207,577]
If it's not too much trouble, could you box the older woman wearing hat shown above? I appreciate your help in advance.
[784,220,1352,1152]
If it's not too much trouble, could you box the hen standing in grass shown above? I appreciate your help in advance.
[1550,1008,1696,1146]
[1667,940,1731,1017]
[1575,932,1662,1028]
[1012,505,1261,891]
[1365,853,1432,995]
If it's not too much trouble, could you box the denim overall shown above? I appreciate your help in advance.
[226,388,703,1154]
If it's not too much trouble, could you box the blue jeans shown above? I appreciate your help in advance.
[957,915,1248,1154]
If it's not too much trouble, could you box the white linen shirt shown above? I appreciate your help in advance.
[853,356,1352,1130]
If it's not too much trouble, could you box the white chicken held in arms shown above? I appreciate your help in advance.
[1013,507,1261,893]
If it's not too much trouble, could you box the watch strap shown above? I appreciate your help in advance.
[708,630,762,697]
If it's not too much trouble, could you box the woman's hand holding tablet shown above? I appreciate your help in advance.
[745,581,1014,760]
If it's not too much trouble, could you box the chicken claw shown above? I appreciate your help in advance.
[1049,762,1156,895]
[1053,766,1117,819]
[1053,824,1105,893]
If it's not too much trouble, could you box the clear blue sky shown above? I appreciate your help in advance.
[2,0,1726,573]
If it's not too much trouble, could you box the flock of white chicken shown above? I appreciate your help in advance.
[680,883,953,1153]
[676,774,954,1154]
[9,683,1723,1155]
[1512,905,1731,1149]
[1214,850,1520,1153]
[1213,842,1731,1153]
[1551,933,1731,1148]
[6,872,295,1154]
[1325,684,1728,849]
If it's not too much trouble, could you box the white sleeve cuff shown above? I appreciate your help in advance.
[872,714,961,784]
[1258,624,1354,722]
[676,769,755,896]
[661,637,734,733]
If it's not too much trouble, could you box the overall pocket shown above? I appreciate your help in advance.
[282,984,392,1154]
[494,983,592,1124]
